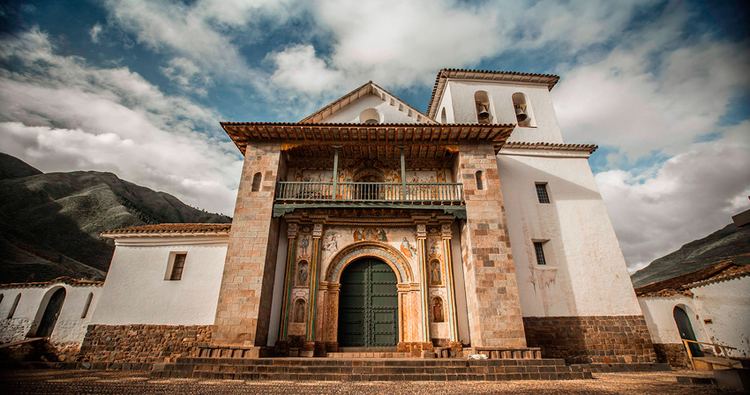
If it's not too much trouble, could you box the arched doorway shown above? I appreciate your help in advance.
[32,288,66,338]
[673,306,703,357]
[338,258,398,347]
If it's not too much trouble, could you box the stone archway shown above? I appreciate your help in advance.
[319,241,421,350]
[29,287,66,338]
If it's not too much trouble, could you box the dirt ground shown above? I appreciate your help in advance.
[0,369,730,394]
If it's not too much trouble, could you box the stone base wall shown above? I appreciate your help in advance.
[653,343,689,368]
[0,318,32,344]
[78,324,212,363]
[523,316,656,364]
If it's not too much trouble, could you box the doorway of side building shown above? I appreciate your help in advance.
[29,287,66,338]
[337,258,398,347]
[673,305,703,357]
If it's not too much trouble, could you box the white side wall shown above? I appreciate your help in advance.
[498,149,642,317]
[441,80,563,143]
[691,277,750,357]
[91,236,227,325]
[321,95,420,124]
[640,276,750,358]
[0,284,101,346]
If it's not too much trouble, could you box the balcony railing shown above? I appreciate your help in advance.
[275,181,464,204]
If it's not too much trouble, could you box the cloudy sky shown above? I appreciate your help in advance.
[1,0,748,272]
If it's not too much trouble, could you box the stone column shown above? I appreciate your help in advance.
[213,142,283,348]
[416,223,431,344]
[304,223,324,348]
[278,222,298,341]
[441,222,460,343]
[458,143,526,347]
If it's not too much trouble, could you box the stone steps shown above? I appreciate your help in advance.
[152,357,592,381]
[327,352,412,358]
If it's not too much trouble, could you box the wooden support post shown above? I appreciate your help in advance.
[400,146,407,199]
[332,146,339,199]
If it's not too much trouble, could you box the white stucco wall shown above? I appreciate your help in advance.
[321,95,421,124]
[639,276,750,358]
[91,236,227,325]
[0,283,101,346]
[439,80,563,143]
[498,149,642,317]
[691,277,750,357]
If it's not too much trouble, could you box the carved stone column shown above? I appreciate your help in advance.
[416,223,431,344]
[441,222,460,343]
[278,222,298,342]
[305,223,324,347]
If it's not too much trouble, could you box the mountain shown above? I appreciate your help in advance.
[0,152,231,284]
[631,221,750,288]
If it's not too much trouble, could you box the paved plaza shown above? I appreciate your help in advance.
[0,369,723,394]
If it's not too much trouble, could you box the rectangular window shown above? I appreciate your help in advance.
[167,253,187,281]
[533,242,547,265]
[535,183,550,204]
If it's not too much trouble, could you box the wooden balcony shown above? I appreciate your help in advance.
[273,181,465,217]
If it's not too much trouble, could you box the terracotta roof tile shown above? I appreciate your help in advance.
[101,223,231,238]
[635,254,750,297]
[0,276,103,289]
[501,142,598,154]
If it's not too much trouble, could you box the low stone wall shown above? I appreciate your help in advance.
[653,343,689,368]
[0,318,32,344]
[523,315,656,364]
[78,324,212,363]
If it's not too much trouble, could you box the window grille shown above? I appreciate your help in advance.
[169,253,187,281]
[535,183,550,203]
[533,242,547,265]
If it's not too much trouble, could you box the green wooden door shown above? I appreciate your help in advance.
[338,258,398,347]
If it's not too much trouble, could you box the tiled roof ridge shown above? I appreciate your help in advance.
[101,223,231,237]
[502,142,598,153]
[634,254,750,297]
[427,68,561,117]
[298,81,435,124]
[0,276,103,289]
[220,121,516,127]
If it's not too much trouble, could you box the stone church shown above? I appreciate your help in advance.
[2,69,657,370]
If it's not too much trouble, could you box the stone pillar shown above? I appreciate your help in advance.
[305,223,324,346]
[213,142,283,347]
[441,222,460,343]
[416,223,431,344]
[458,143,526,347]
[278,222,298,341]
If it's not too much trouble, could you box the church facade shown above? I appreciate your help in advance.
[3,69,657,365]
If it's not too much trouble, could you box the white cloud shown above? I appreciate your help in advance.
[596,123,750,270]
[161,57,212,95]
[89,23,103,43]
[0,28,242,215]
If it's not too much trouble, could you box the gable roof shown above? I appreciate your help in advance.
[300,81,436,124]
[426,68,560,118]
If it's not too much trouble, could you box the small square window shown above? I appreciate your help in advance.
[533,242,547,265]
[535,183,550,204]
[167,253,187,281]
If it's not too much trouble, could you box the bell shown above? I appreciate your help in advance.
[515,105,528,122]
[477,104,490,122]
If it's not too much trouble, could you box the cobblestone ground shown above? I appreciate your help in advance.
[0,369,722,395]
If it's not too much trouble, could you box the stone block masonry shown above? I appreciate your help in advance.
[523,316,657,364]
[213,142,283,347]
[78,324,212,363]
[458,143,526,348]
[653,343,690,368]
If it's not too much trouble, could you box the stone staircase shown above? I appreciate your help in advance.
[151,357,592,381]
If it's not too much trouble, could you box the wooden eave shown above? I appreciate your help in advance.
[221,122,516,155]
[299,81,435,124]
[426,68,560,118]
